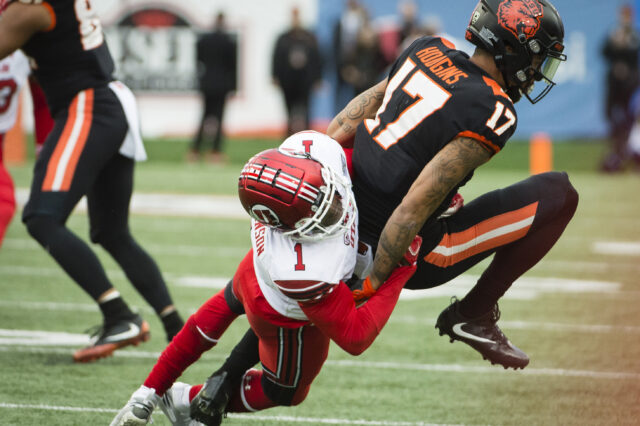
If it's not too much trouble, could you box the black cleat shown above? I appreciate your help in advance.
[74,314,150,363]
[190,371,230,426]
[435,298,529,370]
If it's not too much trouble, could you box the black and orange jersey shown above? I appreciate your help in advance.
[19,0,115,115]
[352,36,518,246]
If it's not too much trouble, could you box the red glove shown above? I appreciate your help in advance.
[438,193,464,218]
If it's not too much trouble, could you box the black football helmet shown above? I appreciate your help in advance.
[465,0,567,103]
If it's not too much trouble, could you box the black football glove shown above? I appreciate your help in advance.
[190,371,230,426]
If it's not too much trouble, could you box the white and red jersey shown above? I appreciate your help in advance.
[0,51,30,134]
[251,132,359,321]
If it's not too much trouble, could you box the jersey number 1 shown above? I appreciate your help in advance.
[293,243,305,271]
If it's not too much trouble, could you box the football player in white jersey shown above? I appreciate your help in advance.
[111,131,421,426]
[0,50,30,246]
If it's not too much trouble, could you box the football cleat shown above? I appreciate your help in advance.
[73,314,150,363]
[190,370,231,426]
[159,382,205,426]
[110,385,160,426]
[435,297,529,369]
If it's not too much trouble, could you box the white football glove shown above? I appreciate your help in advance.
[110,385,161,426]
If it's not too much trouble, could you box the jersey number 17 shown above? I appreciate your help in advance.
[365,58,515,150]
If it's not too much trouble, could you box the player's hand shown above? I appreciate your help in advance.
[399,235,422,266]
[350,235,422,303]
[110,385,159,426]
[437,193,464,219]
[190,371,230,425]
[349,276,376,304]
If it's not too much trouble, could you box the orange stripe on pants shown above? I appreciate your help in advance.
[424,202,539,268]
[42,89,94,192]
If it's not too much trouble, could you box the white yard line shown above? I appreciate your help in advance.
[1,263,624,299]
[0,403,456,426]
[592,241,640,256]
[2,238,248,257]
[15,189,248,219]
[0,344,638,381]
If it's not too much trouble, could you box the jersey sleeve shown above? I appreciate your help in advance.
[455,77,518,154]
[299,264,415,356]
[273,279,336,304]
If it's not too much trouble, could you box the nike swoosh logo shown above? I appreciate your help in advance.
[102,323,141,343]
[452,323,496,344]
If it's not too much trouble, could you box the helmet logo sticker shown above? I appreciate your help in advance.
[497,0,544,40]
[471,10,481,25]
[250,205,282,227]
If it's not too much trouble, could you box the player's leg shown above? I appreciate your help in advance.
[211,95,225,154]
[189,92,212,159]
[22,88,149,362]
[188,323,329,425]
[188,252,329,424]
[0,134,16,247]
[112,284,242,426]
[87,153,184,341]
[407,171,578,368]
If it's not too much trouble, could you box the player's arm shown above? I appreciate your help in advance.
[368,137,493,289]
[298,263,416,356]
[326,79,387,148]
[0,2,52,59]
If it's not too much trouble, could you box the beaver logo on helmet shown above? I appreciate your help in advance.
[249,205,282,228]
[498,0,544,39]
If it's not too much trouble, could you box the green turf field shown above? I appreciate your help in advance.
[1,138,639,425]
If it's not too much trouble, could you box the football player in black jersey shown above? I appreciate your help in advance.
[326,0,577,370]
[186,2,578,422]
[0,0,184,362]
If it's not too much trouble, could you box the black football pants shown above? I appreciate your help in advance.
[405,171,579,317]
[22,86,175,315]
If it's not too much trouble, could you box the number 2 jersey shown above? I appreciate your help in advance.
[353,36,518,246]
[250,132,359,321]
[19,0,115,115]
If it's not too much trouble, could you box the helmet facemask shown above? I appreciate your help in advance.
[501,36,566,103]
[284,164,356,241]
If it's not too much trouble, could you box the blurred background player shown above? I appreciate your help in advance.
[0,0,184,362]
[272,8,322,137]
[111,132,420,426]
[600,4,640,173]
[189,12,237,164]
[0,50,30,247]
[332,0,367,113]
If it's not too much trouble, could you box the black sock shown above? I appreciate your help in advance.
[217,328,260,384]
[161,310,184,342]
[99,296,135,324]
